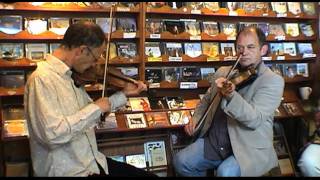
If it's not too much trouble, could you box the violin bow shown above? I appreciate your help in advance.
[101,3,116,98]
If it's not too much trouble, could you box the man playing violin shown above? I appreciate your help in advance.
[24,22,155,176]
[173,26,284,176]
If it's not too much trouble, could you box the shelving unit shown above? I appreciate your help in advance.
[0,2,318,176]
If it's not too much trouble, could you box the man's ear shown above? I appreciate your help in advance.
[260,44,268,56]
[75,45,87,56]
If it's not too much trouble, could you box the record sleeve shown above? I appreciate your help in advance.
[297,43,313,54]
[296,63,308,77]
[144,141,167,167]
[285,23,299,37]
[287,2,301,15]
[96,17,116,34]
[299,23,314,37]
[0,70,25,88]
[283,42,296,56]
[165,96,186,109]
[116,42,137,59]
[49,17,69,35]
[146,19,163,34]
[239,2,256,13]
[283,64,297,78]
[201,42,219,61]
[269,24,285,36]
[148,97,168,110]
[183,99,200,109]
[71,18,94,24]
[220,22,237,39]
[184,43,202,58]
[163,19,184,35]
[147,2,166,8]
[0,43,24,60]
[255,2,270,13]
[302,2,315,16]
[0,15,22,35]
[117,67,138,80]
[25,43,48,61]
[145,42,162,61]
[200,67,215,82]
[109,155,125,163]
[167,2,185,9]
[168,110,191,125]
[201,21,219,36]
[129,97,152,111]
[186,2,204,10]
[164,42,183,58]
[1,105,25,121]
[271,2,287,14]
[203,2,220,12]
[108,42,117,59]
[125,113,147,129]
[180,67,201,82]
[116,17,137,33]
[220,43,235,57]
[145,68,162,84]
[125,154,147,169]
[163,67,181,82]
[25,18,47,35]
[4,119,29,137]
[269,43,284,56]
[145,112,170,127]
[183,20,201,36]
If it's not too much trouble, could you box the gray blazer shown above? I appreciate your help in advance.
[192,62,284,176]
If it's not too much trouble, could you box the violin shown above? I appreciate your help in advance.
[228,64,258,90]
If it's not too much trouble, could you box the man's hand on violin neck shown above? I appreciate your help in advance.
[95,97,111,113]
[215,77,235,99]
[122,81,148,96]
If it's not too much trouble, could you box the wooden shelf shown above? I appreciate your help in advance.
[0,58,37,69]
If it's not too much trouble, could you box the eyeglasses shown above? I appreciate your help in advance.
[86,47,100,63]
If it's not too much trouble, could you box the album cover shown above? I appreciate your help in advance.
[163,67,181,82]
[146,19,163,34]
[203,2,220,12]
[186,2,204,10]
[238,2,256,13]
[118,67,138,79]
[116,42,137,59]
[116,18,137,33]
[168,110,191,125]
[220,22,237,39]
[255,2,271,14]
[97,113,117,129]
[166,96,186,110]
[184,43,202,58]
[148,97,168,110]
[125,113,147,129]
[269,43,284,56]
[48,17,69,35]
[145,42,162,61]
[183,99,200,109]
[163,19,184,35]
[283,42,297,56]
[299,23,314,37]
[297,43,313,54]
[109,155,125,163]
[145,68,162,84]
[129,97,152,111]
[220,2,239,12]
[257,23,269,37]
[285,23,299,37]
[287,2,301,15]
[0,70,25,88]
[273,137,288,157]
[25,43,48,61]
[0,43,24,59]
[164,42,183,58]
[201,42,219,61]
[118,2,139,8]
[24,18,47,35]
[220,43,236,57]
[0,15,22,35]
[302,2,315,16]
[49,43,60,54]
[200,67,216,82]
[1,105,25,121]
[269,24,285,36]
[283,64,297,78]
[144,141,167,167]
[166,2,185,9]
[3,119,29,137]
[238,22,259,32]
[296,63,309,77]
[268,64,284,76]
[125,154,147,169]
[278,158,294,176]
[201,21,219,36]
[96,17,116,34]
[147,2,166,8]
[180,67,201,82]
[109,42,117,59]
[145,112,170,128]
[271,2,288,14]
[71,18,94,24]
[184,20,201,36]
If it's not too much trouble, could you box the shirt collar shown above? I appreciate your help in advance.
[46,54,72,77]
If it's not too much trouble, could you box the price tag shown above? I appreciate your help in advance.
[7,90,17,95]
[302,53,316,58]
[149,83,160,88]
[191,10,201,14]
[29,62,36,66]
[227,37,236,40]
[123,32,136,38]
[169,57,182,62]
[150,34,161,39]
[262,13,268,16]
[190,36,201,40]
[180,82,198,89]
[275,36,286,41]
[276,56,285,60]
[117,7,130,12]
[229,11,238,16]
[262,56,272,61]
[224,56,236,61]
[277,13,287,17]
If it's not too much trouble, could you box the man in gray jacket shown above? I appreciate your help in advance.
[173,26,284,176]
